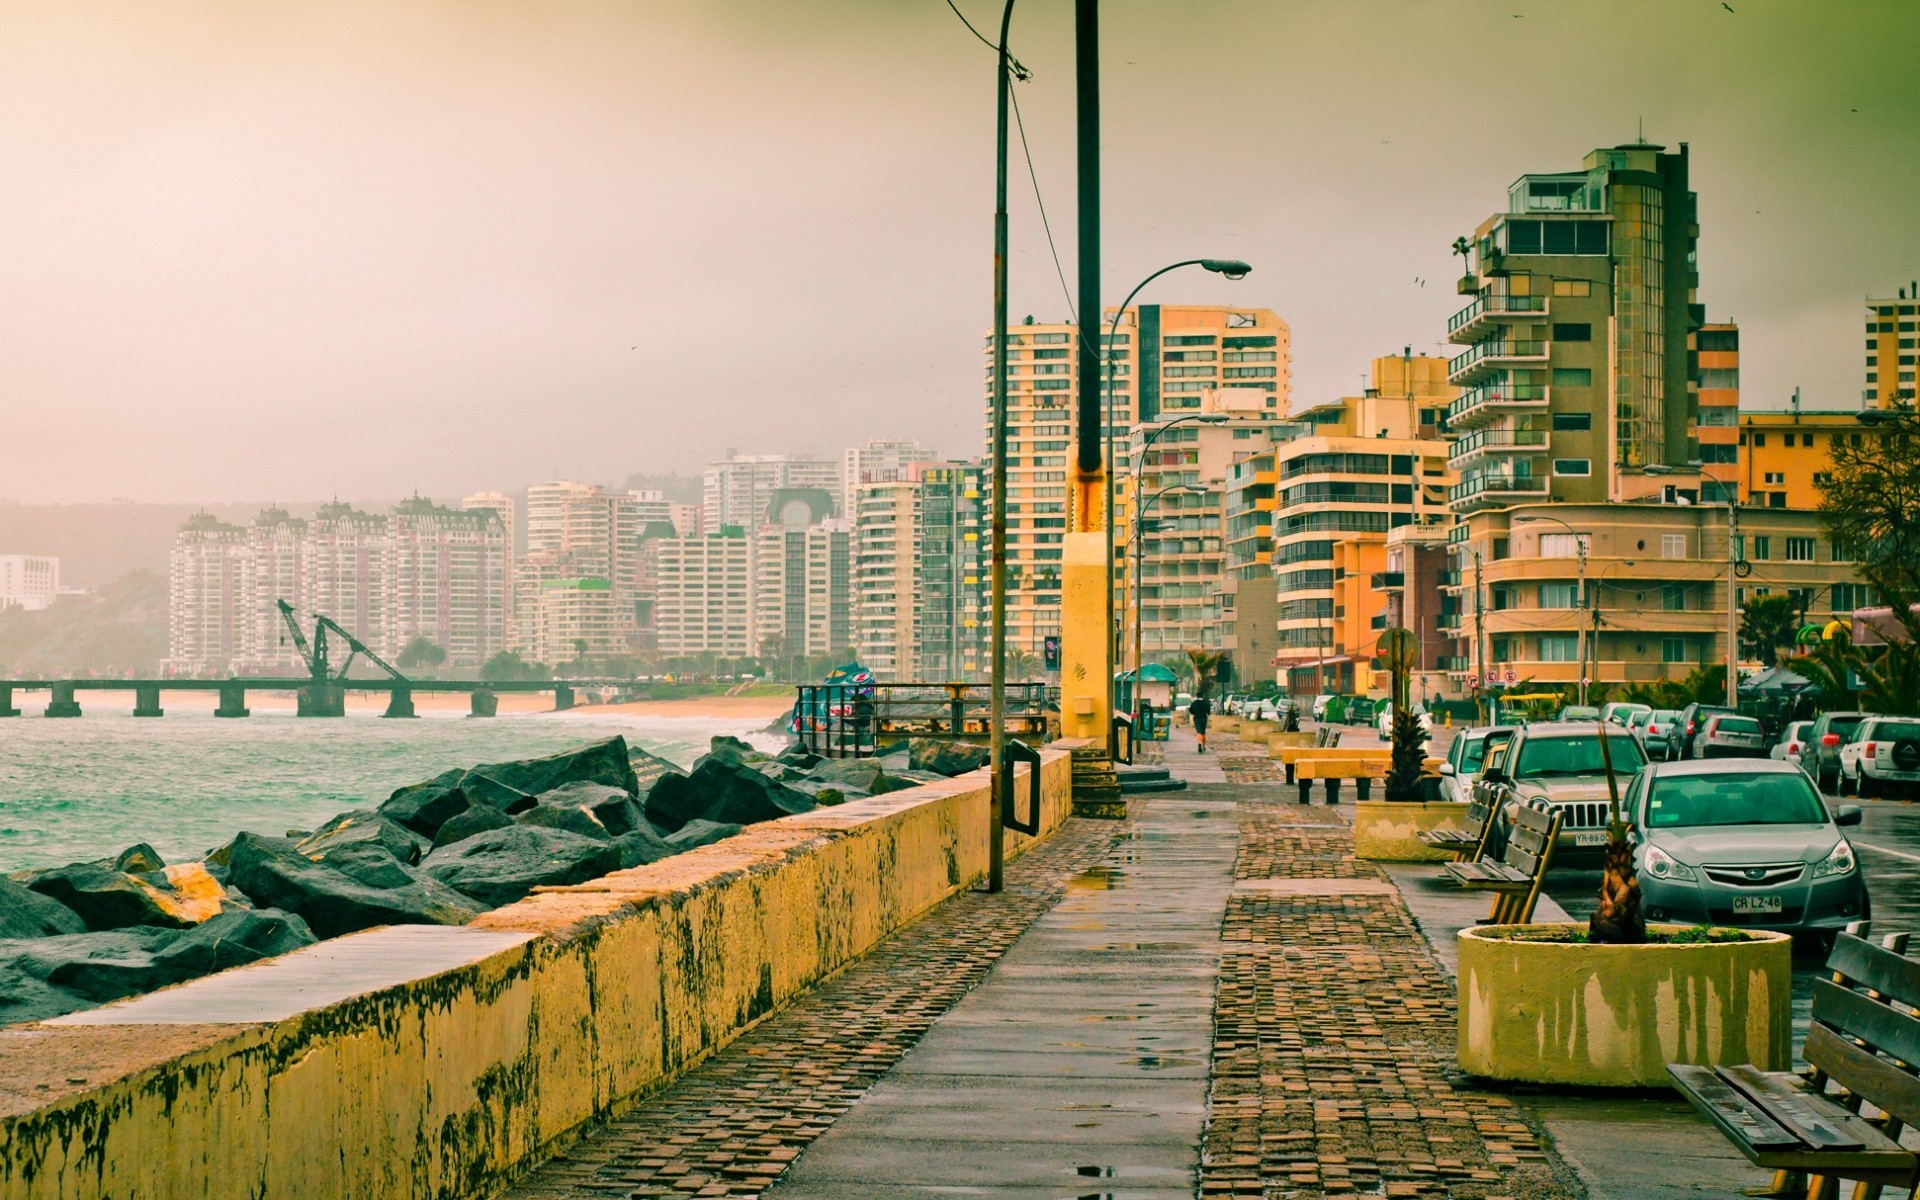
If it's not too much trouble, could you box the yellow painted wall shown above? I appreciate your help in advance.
[0,754,1075,1200]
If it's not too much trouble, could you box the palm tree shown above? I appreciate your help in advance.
[1185,647,1227,699]
[1004,648,1039,681]
[1588,718,1646,944]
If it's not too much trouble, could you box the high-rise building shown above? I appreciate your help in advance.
[982,305,1293,664]
[386,498,509,666]
[1865,283,1920,407]
[240,507,309,673]
[0,555,60,612]
[753,519,852,662]
[915,463,986,679]
[306,502,388,651]
[644,529,754,659]
[1447,142,1700,513]
[1220,451,1281,690]
[165,515,253,674]
[702,453,841,532]
[853,480,919,679]
[529,578,627,666]
[842,438,939,520]
[516,482,640,652]
[1696,323,1741,494]
[462,490,518,642]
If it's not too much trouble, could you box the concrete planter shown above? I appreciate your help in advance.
[1353,800,1469,861]
[1457,924,1793,1087]
[1211,716,1240,735]
[1265,731,1316,756]
[1240,720,1277,740]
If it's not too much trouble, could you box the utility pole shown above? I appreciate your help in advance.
[1473,548,1488,723]
[1574,534,1590,706]
[1726,499,1741,707]
[986,0,1017,894]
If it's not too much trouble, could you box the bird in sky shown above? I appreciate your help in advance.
[1722,2,1735,10]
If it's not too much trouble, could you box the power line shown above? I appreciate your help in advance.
[940,0,1030,78]
[1008,86,1079,330]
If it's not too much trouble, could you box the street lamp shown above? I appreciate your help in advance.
[1100,262,1252,692]
[1514,512,1591,705]
[1132,482,1207,726]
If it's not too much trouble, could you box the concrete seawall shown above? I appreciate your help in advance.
[0,750,1074,1200]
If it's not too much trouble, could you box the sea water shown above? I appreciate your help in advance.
[0,705,783,872]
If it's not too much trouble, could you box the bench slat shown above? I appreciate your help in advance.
[1805,1022,1920,1130]
[1825,932,1920,1009]
[1717,1066,1866,1151]
[1668,1065,1803,1151]
[1811,978,1920,1072]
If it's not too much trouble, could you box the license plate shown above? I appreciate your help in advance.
[1572,830,1609,847]
[1732,895,1784,914]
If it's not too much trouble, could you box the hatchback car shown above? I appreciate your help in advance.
[1695,713,1768,758]
[1838,715,1920,797]
[1635,708,1682,760]
[1674,703,1740,760]
[1629,759,1868,937]
[1558,705,1602,723]
[1799,711,1874,793]
[1602,702,1653,728]
[1770,720,1814,763]
[1375,705,1434,741]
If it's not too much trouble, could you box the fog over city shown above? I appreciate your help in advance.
[1,0,1914,503]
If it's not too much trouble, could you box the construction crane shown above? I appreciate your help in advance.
[276,600,409,684]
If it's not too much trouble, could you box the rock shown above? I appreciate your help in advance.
[20,861,223,932]
[152,863,248,924]
[296,811,427,865]
[776,743,821,768]
[113,843,167,874]
[705,734,768,763]
[907,738,991,777]
[377,768,473,836]
[419,827,622,907]
[0,876,86,939]
[225,833,484,939]
[515,804,613,841]
[0,964,90,1027]
[663,820,742,851]
[44,909,316,1003]
[465,736,638,800]
[629,746,686,795]
[788,780,860,805]
[301,841,417,889]
[887,769,949,786]
[430,804,515,850]
[643,757,816,833]
[610,825,678,869]
[534,781,644,836]
[807,758,891,794]
[0,929,175,1019]
[458,773,534,814]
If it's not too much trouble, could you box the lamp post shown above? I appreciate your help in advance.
[1102,261,1252,703]
[1132,482,1207,725]
[1122,413,1229,712]
[986,0,1022,894]
[1515,512,1590,705]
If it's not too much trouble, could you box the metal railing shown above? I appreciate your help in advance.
[1448,473,1551,503]
[792,682,1050,759]
[1447,338,1549,381]
[1446,292,1548,338]
[1448,426,1549,465]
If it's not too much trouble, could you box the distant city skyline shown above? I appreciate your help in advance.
[2,1,1915,503]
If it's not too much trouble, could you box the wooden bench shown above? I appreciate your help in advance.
[1669,928,1920,1199]
[1293,754,1448,805]
[1442,802,1559,923]
[1278,746,1388,784]
[1417,793,1498,862]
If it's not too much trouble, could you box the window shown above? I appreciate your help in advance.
[1662,534,1687,558]
[1751,536,1771,561]
[1552,279,1591,297]
[1786,537,1815,562]
[1752,433,1767,447]
[1539,532,1589,557]
[1034,333,1069,344]
[1552,367,1593,388]
[1662,584,1687,611]
[1538,583,1580,609]
[1700,368,1740,389]
[1492,586,1514,611]
[1770,493,1787,508]
[1552,322,1592,342]
[1699,407,1738,426]
[1763,471,1785,485]
[1700,444,1737,463]
[1539,634,1580,662]
[1552,412,1592,431]
[1698,328,1739,352]
[1491,537,1510,561]
[1662,637,1690,664]
[1501,218,1609,255]
[1834,582,1877,611]
[1552,458,1592,476]
[1491,635,1513,662]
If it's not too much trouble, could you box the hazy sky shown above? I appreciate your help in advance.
[2,0,1915,503]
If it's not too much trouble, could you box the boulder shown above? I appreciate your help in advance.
[431,805,515,850]
[377,768,473,836]
[44,909,316,1003]
[610,825,678,869]
[534,781,644,835]
[419,826,622,907]
[300,841,417,889]
[643,757,816,833]
[113,843,167,874]
[663,820,742,852]
[515,804,613,841]
[704,734,768,764]
[775,743,822,770]
[296,811,427,865]
[807,758,891,794]
[225,833,484,939]
[907,738,991,777]
[0,929,175,1019]
[788,780,859,805]
[0,964,90,1027]
[151,863,248,924]
[20,861,226,932]
[0,876,86,939]
[629,746,686,795]
[458,773,534,814]
[465,737,638,799]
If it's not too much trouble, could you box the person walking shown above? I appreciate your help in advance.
[1189,693,1213,753]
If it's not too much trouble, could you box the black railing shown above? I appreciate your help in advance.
[792,682,1051,759]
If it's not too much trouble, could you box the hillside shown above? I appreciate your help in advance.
[0,571,168,676]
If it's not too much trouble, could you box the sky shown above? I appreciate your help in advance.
[1,0,1915,504]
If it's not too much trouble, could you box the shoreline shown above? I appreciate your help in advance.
[11,689,794,721]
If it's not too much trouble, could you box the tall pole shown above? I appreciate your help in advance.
[986,0,1016,894]
[1726,500,1740,708]
[1575,537,1590,706]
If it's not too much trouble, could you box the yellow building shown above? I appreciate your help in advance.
[1865,286,1920,407]
[1736,402,1876,510]
[1695,323,1740,493]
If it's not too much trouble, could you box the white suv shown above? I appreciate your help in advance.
[1838,715,1920,798]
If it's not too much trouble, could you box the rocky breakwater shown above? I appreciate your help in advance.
[0,734,992,1026]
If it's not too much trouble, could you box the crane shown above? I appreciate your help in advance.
[276,600,409,684]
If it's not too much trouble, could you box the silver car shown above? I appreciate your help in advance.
[1629,759,1869,937]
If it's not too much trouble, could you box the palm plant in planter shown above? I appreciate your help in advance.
[1384,705,1426,801]
[1587,717,1646,943]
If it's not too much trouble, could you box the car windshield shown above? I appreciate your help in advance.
[1458,736,1489,771]
[1715,717,1763,735]
[1561,706,1600,720]
[1870,720,1920,738]
[1514,733,1648,778]
[1644,771,1829,828]
[1651,710,1679,722]
[1829,716,1866,739]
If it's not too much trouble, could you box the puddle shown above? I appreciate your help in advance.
[1069,866,1128,890]
[1075,1013,1143,1022]
[1081,941,1199,953]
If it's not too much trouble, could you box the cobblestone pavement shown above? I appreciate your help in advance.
[500,817,1122,1200]
[1201,733,1582,1200]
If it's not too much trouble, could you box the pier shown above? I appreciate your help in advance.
[0,677,585,718]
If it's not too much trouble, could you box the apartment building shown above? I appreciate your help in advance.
[1866,283,1920,406]
[385,498,511,666]
[1696,323,1741,494]
[643,529,754,659]
[165,516,252,673]
[853,480,919,678]
[842,438,939,520]
[1447,143,1703,513]
[914,463,985,679]
[527,578,627,666]
[0,555,60,612]
[753,519,852,662]
[1220,450,1281,689]
[703,453,841,531]
[305,502,389,651]
[1737,400,1879,510]
[982,305,1293,665]
[516,482,641,652]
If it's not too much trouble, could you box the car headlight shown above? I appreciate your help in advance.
[1643,844,1697,881]
[1813,840,1857,879]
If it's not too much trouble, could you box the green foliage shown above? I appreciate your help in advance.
[1819,406,1920,641]
[395,636,447,670]
[1384,705,1426,802]
[479,650,551,682]
[1003,648,1039,682]
[1738,594,1801,668]
[0,570,167,676]
[1619,664,1728,711]
[1185,647,1227,699]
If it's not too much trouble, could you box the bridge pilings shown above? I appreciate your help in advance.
[384,687,417,718]
[296,684,346,717]
[214,683,250,718]
[45,681,81,718]
[132,684,164,717]
[470,689,498,718]
[554,684,574,711]
[0,684,17,717]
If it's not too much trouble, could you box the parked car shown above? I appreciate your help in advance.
[1628,758,1869,938]
[1632,708,1682,760]
[1475,721,1650,853]
[1694,713,1768,758]
[1798,711,1874,792]
[1601,702,1653,728]
[1240,698,1279,721]
[1837,715,1920,797]
[1557,705,1603,723]
[1674,703,1740,760]
[1438,725,1515,805]
[1769,720,1814,763]
[1375,705,1434,741]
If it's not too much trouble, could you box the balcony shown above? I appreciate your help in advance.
[1446,293,1550,345]
[1368,571,1405,589]
[1447,337,1549,387]
[1448,472,1551,513]
[1448,426,1550,469]
[1443,374,1550,430]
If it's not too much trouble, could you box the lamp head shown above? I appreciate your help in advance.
[1200,259,1253,281]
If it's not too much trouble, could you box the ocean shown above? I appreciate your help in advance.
[0,704,785,872]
